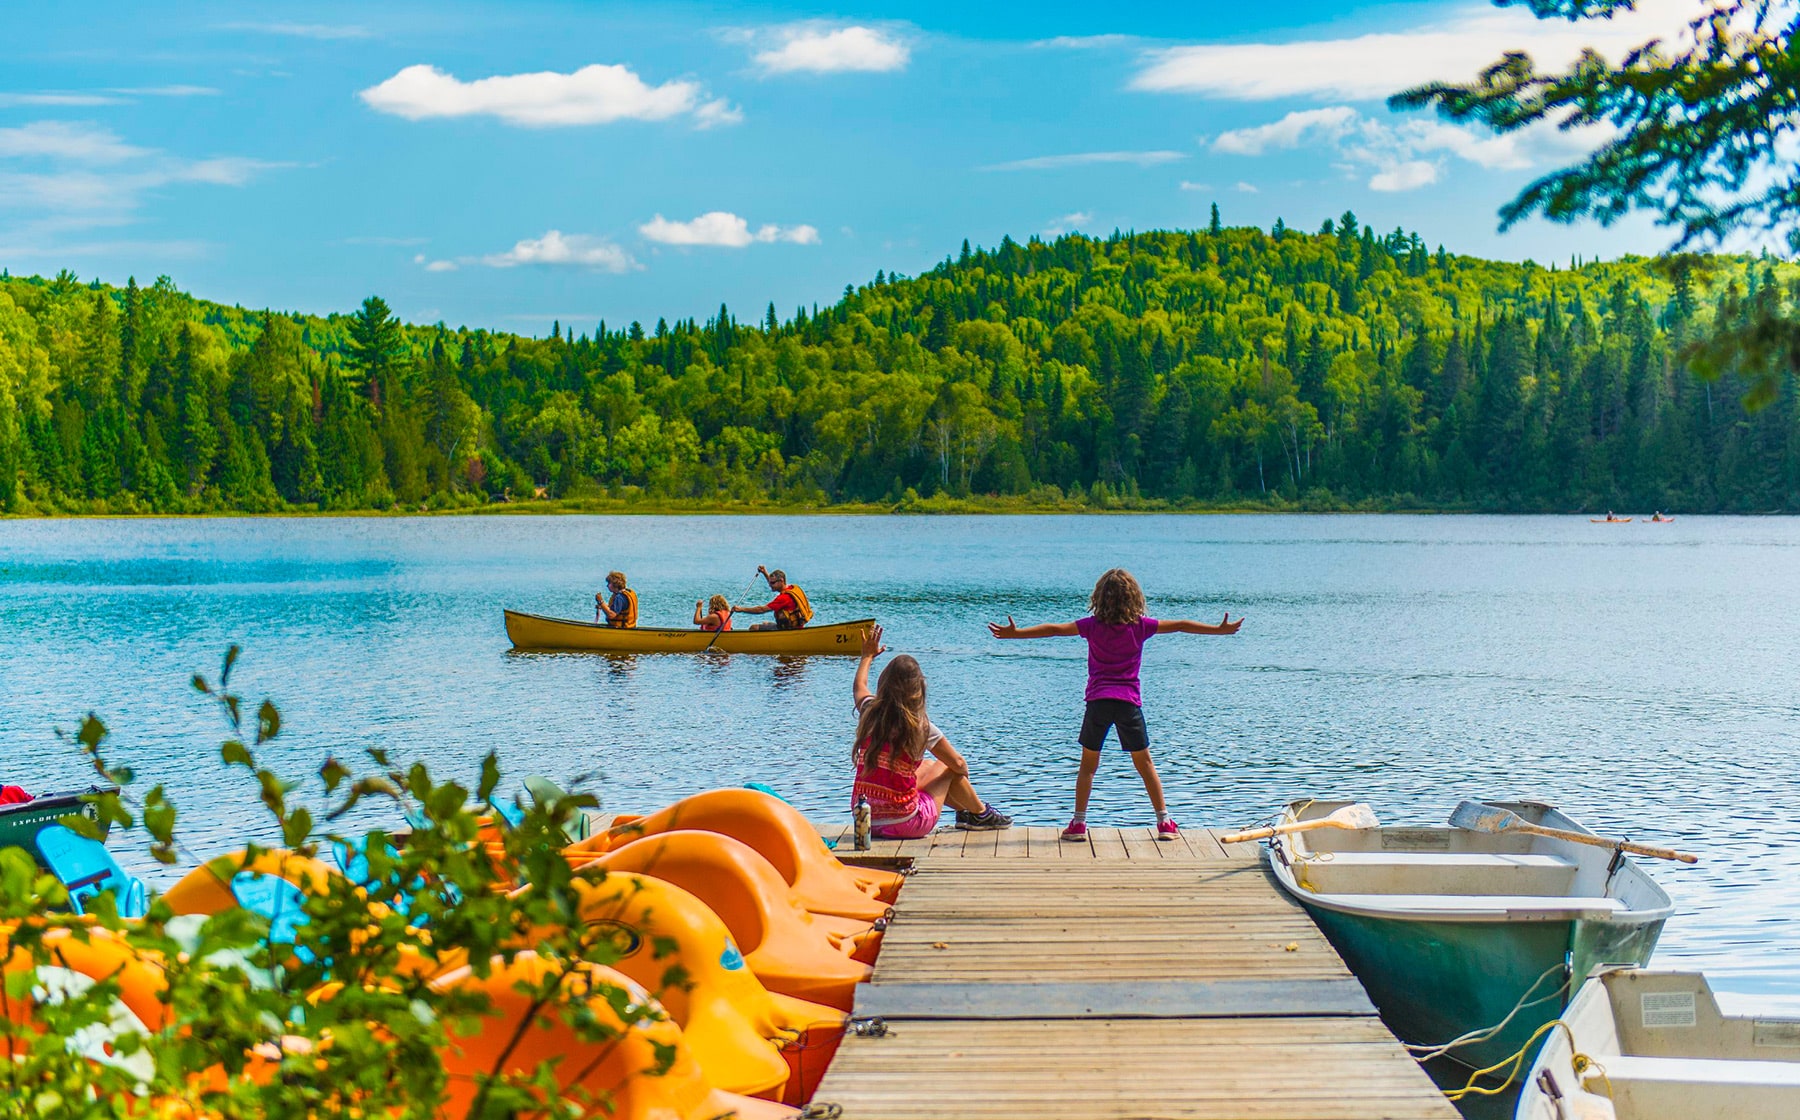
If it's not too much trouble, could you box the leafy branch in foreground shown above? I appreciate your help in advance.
[2,646,687,1120]
[1393,1,1800,403]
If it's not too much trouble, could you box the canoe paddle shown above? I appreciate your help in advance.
[1218,803,1378,845]
[1449,801,1698,863]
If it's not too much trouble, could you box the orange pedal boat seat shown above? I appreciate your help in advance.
[578,830,873,1011]
[536,872,845,1101]
[430,953,796,1120]
[589,788,903,918]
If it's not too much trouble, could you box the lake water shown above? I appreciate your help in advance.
[3,513,1796,1010]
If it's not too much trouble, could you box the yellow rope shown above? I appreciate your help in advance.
[1442,1018,1612,1103]
[1444,1019,1573,1100]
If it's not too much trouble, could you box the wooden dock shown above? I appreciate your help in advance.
[807,824,1459,1120]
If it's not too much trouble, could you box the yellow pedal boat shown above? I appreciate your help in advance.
[504,610,877,655]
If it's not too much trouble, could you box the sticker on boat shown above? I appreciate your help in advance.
[1642,990,1697,1028]
[1756,1020,1800,1048]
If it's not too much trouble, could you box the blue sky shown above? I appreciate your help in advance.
[4,0,1690,333]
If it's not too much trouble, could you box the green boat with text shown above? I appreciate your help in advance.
[1267,799,1672,1071]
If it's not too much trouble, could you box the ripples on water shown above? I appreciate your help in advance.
[2,514,1796,1004]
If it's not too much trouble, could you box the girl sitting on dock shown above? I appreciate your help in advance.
[853,624,1011,838]
[989,568,1241,842]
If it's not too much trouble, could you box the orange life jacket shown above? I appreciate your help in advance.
[775,584,813,629]
[702,607,732,632]
[609,587,638,628]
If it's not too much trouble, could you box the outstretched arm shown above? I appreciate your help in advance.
[1156,613,1244,636]
[987,614,1080,640]
[853,624,886,706]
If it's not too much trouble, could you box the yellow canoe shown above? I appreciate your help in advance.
[504,610,876,655]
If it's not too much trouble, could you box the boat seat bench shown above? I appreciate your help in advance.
[1303,853,1575,868]
[1305,893,1625,919]
[1294,851,1584,899]
[1594,1055,1800,1087]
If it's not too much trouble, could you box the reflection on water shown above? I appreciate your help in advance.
[2,513,1798,1006]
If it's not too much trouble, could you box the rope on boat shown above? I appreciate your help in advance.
[1403,959,1570,1062]
[1443,1017,1601,1101]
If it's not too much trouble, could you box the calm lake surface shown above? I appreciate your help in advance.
[3,514,1796,1007]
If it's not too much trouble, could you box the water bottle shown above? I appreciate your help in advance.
[853,797,872,850]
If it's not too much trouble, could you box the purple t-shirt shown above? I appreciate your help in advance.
[1075,616,1159,705]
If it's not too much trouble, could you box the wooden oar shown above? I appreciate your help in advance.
[1449,801,1697,863]
[1218,803,1378,845]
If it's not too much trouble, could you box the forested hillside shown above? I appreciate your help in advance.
[2,213,1796,515]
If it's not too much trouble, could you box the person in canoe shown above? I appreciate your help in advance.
[694,594,733,631]
[988,568,1242,842]
[595,571,638,628]
[734,567,812,631]
[853,624,1011,836]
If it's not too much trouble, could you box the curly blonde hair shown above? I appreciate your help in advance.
[1089,568,1146,625]
[708,594,730,614]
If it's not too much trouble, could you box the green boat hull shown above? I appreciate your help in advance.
[1302,903,1665,1070]
[0,788,109,863]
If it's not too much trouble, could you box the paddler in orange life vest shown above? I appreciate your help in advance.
[596,570,638,628]
[734,566,813,631]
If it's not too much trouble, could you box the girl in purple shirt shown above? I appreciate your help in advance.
[989,568,1242,841]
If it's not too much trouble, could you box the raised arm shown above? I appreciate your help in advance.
[987,614,1081,640]
[853,624,886,706]
[1156,613,1244,636]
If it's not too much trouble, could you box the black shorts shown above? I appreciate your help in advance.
[1079,699,1149,753]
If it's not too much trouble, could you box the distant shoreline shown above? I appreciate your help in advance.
[0,496,1679,519]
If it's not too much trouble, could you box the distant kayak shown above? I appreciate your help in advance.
[1647,516,1676,524]
[504,610,875,655]
[1589,517,1633,523]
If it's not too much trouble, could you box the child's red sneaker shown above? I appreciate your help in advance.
[1059,820,1088,841]
[1156,818,1180,841]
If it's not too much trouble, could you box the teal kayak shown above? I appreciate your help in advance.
[1266,799,1671,1072]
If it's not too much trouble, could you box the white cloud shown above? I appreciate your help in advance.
[1210,104,1613,192]
[112,85,220,97]
[753,25,910,74]
[1178,180,1211,191]
[225,22,372,40]
[480,230,638,271]
[694,99,744,129]
[424,259,458,272]
[1234,181,1259,193]
[983,149,1185,172]
[1031,34,1136,50]
[1043,211,1093,236]
[1213,107,1358,156]
[0,121,286,250]
[359,64,738,129]
[0,92,123,107]
[0,121,149,163]
[1369,160,1439,192]
[639,211,819,247]
[1131,0,1699,101]
[0,85,218,109]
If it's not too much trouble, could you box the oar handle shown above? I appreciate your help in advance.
[1515,821,1698,864]
[1615,840,1699,864]
[1218,825,1278,844]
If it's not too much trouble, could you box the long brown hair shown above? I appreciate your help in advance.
[1089,567,1146,625]
[854,655,929,767]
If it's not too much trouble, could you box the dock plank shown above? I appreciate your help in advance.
[807,818,1457,1120]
